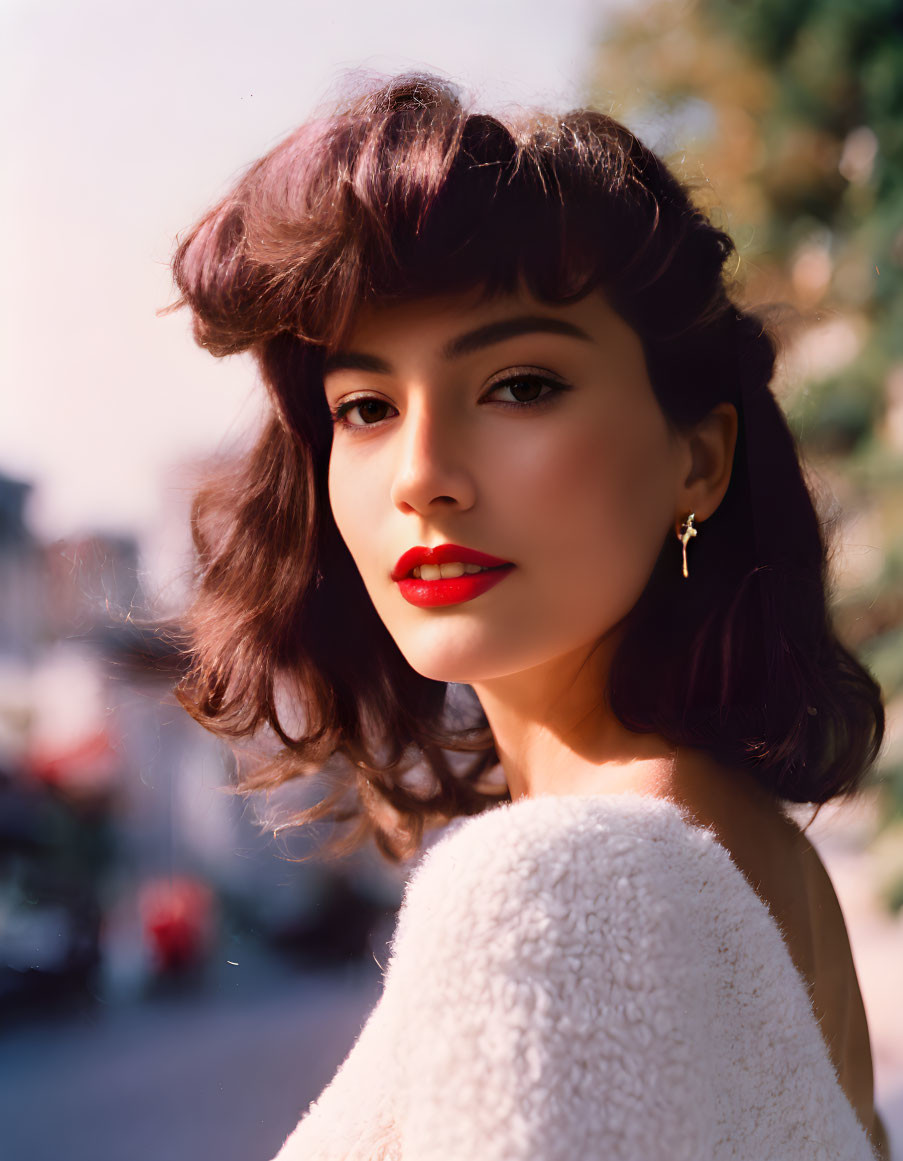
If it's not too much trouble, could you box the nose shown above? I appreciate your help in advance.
[389,395,476,515]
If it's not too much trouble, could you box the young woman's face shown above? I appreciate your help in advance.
[324,287,691,685]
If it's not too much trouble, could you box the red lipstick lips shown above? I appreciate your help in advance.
[392,544,512,580]
[392,543,515,609]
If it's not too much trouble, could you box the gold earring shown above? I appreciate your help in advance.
[676,512,697,579]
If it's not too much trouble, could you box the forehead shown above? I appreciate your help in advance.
[346,286,496,341]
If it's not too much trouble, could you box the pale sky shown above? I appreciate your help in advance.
[2,0,633,598]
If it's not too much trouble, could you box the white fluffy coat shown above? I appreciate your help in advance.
[271,792,879,1160]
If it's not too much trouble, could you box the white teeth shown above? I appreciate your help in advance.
[411,562,491,580]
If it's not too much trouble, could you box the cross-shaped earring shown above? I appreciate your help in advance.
[676,512,697,579]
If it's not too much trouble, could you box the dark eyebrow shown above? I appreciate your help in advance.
[322,315,593,377]
[322,351,393,376]
[441,315,593,359]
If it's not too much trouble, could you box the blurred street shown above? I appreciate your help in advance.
[0,944,385,1161]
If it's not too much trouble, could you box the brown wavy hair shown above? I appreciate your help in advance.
[163,71,886,863]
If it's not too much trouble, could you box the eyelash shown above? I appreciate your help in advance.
[328,373,570,432]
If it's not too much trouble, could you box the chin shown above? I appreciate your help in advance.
[403,654,480,685]
[398,639,529,686]
[389,637,479,684]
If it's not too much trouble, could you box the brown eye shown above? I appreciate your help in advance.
[506,378,545,403]
[353,400,392,424]
[331,397,397,427]
[484,375,568,407]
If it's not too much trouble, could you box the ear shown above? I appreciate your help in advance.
[676,402,738,522]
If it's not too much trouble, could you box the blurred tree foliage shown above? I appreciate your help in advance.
[587,0,903,849]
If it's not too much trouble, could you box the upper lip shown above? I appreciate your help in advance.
[391,543,514,581]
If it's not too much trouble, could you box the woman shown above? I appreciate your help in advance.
[167,72,889,1159]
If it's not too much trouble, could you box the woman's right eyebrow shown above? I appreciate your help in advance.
[322,315,592,377]
[323,351,392,376]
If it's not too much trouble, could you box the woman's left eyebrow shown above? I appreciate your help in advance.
[441,315,593,359]
[323,315,592,377]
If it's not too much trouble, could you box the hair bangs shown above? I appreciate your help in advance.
[170,80,643,357]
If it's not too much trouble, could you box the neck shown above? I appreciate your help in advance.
[470,631,678,802]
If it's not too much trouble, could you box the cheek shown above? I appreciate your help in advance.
[327,454,375,568]
[500,411,672,594]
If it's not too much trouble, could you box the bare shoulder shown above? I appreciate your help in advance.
[651,750,816,910]
[652,752,853,992]
[653,750,880,1147]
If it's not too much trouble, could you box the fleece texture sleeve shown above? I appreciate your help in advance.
[383,796,718,1161]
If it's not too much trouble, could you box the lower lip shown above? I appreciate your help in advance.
[396,565,516,608]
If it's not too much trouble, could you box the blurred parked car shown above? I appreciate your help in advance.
[0,769,105,1022]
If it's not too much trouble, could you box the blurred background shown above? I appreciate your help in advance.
[2,0,902,1157]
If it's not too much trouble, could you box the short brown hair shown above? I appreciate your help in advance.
[164,72,885,862]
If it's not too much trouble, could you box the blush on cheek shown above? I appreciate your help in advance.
[536,424,667,581]
[546,429,624,511]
